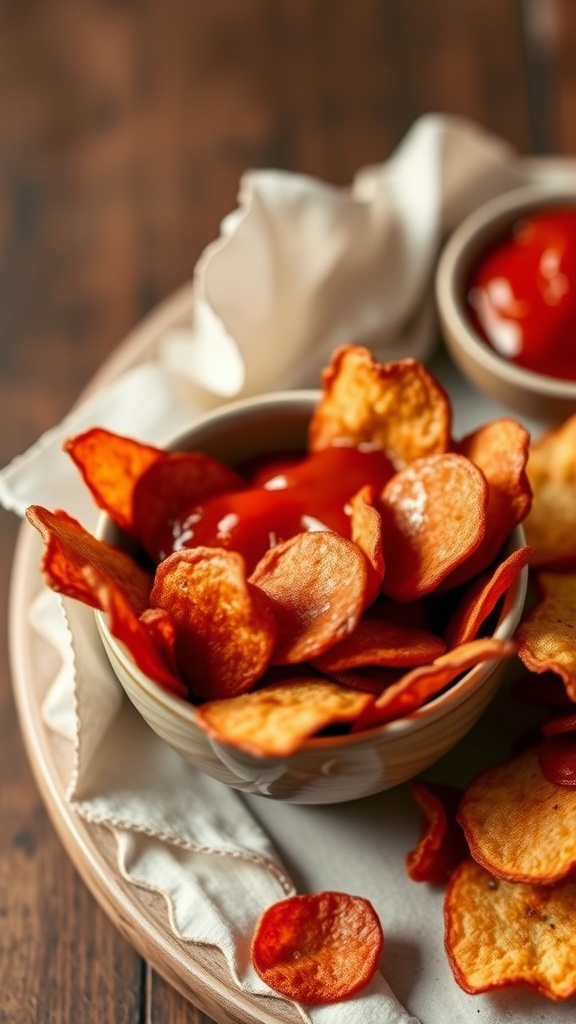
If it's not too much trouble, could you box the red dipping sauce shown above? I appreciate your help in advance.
[467,207,576,381]
[163,444,394,573]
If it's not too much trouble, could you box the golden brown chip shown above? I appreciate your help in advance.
[379,454,488,602]
[250,531,368,664]
[348,485,385,606]
[457,747,576,884]
[194,674,375,757]
[523,413,576,569]
[445,859,576,1000]
[150,547,276,701]
[308,346,452,467]
[516,571,576,702]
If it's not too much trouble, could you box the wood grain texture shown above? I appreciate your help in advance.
[0,1,572,1021]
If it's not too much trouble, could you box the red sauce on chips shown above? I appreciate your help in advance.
[165,444,394,572]
[467,207,576,381]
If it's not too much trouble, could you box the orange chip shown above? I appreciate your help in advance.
[311,607,445,672]
[63,428,162,538]
[251,891,384,1005]
[320,666,403,696]
[250,531,368,664]
[64,426,244,557]
[354,638,516,729]
[349,485,385,606]
[379,454,488,601]
[195,674,375,757]
[516,571,576,702]
[445,859,576,1000]
[444,418,532,586]
[86,568,188,697]
[457,747,576,883]
[523,412,576,569]
[406,782,468,884]
[443,545,532,648]
[25,505,152,615]
[308,346,452,468]
[150,548,276,701]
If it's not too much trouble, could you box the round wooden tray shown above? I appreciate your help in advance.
[8,284,301,1024]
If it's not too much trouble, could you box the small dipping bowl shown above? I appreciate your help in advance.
[96,390,528,804]
[436,184,576,422]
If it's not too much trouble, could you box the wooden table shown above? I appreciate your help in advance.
[1,2,574,1020]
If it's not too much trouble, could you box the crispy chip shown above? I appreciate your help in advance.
[349,485,385,605]
[308,346,452,467]
[516,571,576,702]
[457,747,576,883]
[195,675,375,757]
[523,413,576,569]
[406,782,468,883]
[444,545,532,648]
[64,428,162,538]
[250,531,368,663]
[311,607,445,672]
[379,454,488,601]
[445,859,576,1000]
[251,891,384,1005]
[444,418,532,586]
[354,638,516,729]
[25,505,152,615]
[538,734,576,789]
[87,569,187,697]
[150,548,276,701]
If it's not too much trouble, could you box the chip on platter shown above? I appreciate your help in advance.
[444,859,576,1000]
[457,747,576,884]
[251,891,384,1004]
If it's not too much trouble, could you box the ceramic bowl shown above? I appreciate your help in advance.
[95,391,528,805]
[436,184,576,422]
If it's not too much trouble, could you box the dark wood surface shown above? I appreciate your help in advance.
[0,2,574,1021]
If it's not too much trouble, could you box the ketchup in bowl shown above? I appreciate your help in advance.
[467,207,576,381]
[162,443,394,572]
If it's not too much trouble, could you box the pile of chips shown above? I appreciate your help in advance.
[26,345,532,760]
[406,410,576,1003]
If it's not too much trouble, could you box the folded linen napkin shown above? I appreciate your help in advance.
[4,113,573,1022]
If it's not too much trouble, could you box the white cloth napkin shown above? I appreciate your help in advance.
[4,113,575,1023]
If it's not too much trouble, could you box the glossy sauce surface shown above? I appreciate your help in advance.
[467,207,576,380]
[166,444,394,572]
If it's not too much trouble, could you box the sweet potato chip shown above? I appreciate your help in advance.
[354,638,516,729]
[25,505,152,615]
[523,412,576,569]
[445,859,576,1000]
[443,545,532,648]
[308,345,452,468]
[251,891,384,1005]
[195,674,375,757]
[150,548,276,701]
[86,568,187,697]
[348,485,385,606]
[63,428,162,538]
[250,531,368,663]
[538,734,576,789]
[320,666,403,696]
[457,747,576,883]
[444,418,531,586]
[379,454,488,602]
[406,782,468,883]
[311,607,445,672]
[516,571,576,702]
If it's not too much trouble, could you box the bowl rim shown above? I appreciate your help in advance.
[94,386,529,757]
[435,182,576,399]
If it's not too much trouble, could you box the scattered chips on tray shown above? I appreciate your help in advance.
[250,891,384,1004]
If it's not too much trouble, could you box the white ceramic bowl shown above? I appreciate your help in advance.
[96,391,528,804]
[436,184,576,422]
